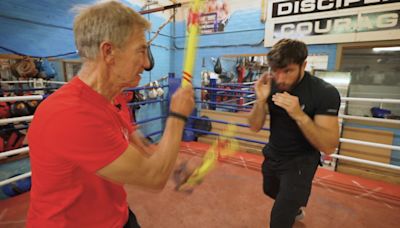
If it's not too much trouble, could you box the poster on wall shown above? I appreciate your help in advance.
[179,0,263,34]
[264,0,400,46]
[306,54,329,72]
[200,0,230,33]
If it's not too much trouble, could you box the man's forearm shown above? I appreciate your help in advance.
[295,114,339,154]
[248,99,268,132]
[149,117,185,184]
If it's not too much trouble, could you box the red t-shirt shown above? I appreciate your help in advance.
[114,92,135,132]
[27,77,133,228]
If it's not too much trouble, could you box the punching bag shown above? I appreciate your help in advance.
[214,58,222,74]
[144,46,154,71]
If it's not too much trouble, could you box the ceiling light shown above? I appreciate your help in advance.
[373,47,400,52]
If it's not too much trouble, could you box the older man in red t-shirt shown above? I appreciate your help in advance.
[27,1,194,227]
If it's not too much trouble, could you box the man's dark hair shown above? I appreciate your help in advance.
[267,39,308,69]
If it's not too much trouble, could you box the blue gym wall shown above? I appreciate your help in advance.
[172,9,338,87]
[0,0,79,57]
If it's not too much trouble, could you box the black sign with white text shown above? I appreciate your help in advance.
[273,10,400,37]
[265,0,400,46]
[272,0,398,18]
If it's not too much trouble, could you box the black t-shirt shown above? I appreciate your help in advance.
[266,71,340,157]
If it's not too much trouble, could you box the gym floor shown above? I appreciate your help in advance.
[1,142,399,228]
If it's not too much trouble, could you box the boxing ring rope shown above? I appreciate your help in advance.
[196,102,251,112]
[213,92,254,99]
[195,86,254,94]
[216,84,254,88]
[195,100,251,109]
[129,99,167,106]
[0,95,43,125]
[339,115,400,124]
[0,95,44,102]
[342,97,400,104]
[217,97,253,107]
[339,138,400,151]
[0,80,67,85]
[0,172,31,188]
[0,146,29,159]
[0,125,29,132]
[1,87,59,93]
[1,84,399,189]
[242,99,256,106]
[189,115,269,131]
[329,154,400,171]
[219,81,256,86]
[185,127,267,145]
[0,116,34,125]
[125,84,169,92]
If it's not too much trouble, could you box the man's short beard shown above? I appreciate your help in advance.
[277,67,303,92]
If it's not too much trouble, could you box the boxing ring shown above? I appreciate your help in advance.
[1,78,400,227]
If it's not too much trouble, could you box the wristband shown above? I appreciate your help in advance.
[168,111,188,123]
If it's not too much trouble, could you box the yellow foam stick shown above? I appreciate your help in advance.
[176,0,239,191]
[181,0,201,88]
[210,124,240,158]
[180,125,239,189]
[218,125,240,157]
[184,145,217,186]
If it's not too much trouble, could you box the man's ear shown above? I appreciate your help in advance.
[100,42,114,64]
[302,61,307,72]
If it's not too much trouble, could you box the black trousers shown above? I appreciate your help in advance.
[262,148,320,228]
[123,208,140,228]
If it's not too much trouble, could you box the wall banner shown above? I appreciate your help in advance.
[264,0,400,46]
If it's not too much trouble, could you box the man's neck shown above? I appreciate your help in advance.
[78,62,122,102]
[286,71,306,92]
[298,70,306,81]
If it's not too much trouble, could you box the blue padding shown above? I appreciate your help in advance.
[168,77,181,102]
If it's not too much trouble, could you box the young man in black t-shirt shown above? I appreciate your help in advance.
[248,39,341,228]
